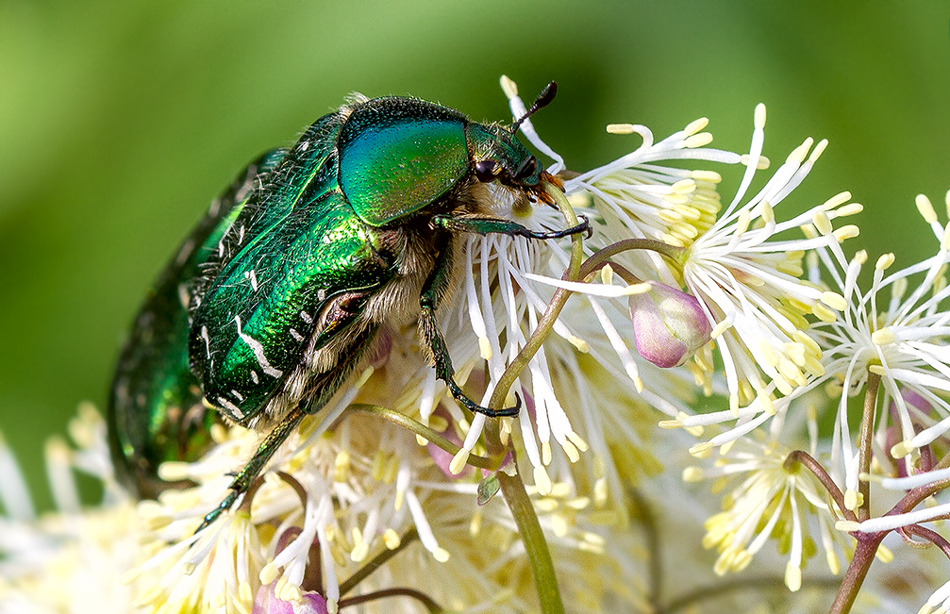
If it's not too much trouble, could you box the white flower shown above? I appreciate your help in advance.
[810,190,950,524]
[435,76,757,500]
[683,405,855,592]
[0,406,137,614]
[680,105,857,421]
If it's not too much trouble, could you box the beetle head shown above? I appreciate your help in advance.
[465,81,557,191]
[466,123,544,190]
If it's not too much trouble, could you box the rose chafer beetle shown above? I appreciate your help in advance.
[108,82,588,529]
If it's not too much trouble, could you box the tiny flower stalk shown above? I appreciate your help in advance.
[627,281,711,368]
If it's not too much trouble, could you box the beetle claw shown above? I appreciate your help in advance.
[447,380,521,418]
[195,489,240,533]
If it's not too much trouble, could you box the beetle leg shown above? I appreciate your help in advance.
[419,235,520,418]
[196,406,306,532]
[195,323,379,533]
[431,213,591,240]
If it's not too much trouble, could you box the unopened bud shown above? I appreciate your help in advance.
[628,282,711,368]
[252,581,329,614]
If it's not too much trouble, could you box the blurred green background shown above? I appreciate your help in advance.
[0,1,947,512]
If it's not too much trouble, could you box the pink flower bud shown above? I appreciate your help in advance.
[628,282,711,368]
[253,582,329,614]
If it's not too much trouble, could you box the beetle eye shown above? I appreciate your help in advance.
[474,160,497,183]
[516,157,538,180]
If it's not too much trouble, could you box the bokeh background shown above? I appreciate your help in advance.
[0,1,947,512]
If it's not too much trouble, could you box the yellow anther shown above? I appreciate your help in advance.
[871,328,897,346]
[683,466,704,482]
[449,450,469,475]
[812,210,833,235]
[479,336,493,360]
[890,440,913,459]
[541,441,553,466]
[785,562,803,592]
[383,528,401,550]
[684,117,710,135]
[606,123,636,134]
[812,303,838,323]
[534,466,553,496]
[833,225,860,242]
[820,291,847,311]
[684,132,713,148]
[754,103,767,129]
[789,138,814,165]
[689,442,713,457]
[917,194,938,223]
[835,203,863,217]
[691,170,722,182]
[499,75,518,98]
[875,253,895,271]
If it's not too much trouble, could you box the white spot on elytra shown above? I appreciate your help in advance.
[300,310,312,324]
[245,269,259,292]
[216,396,244,420]
[201,326,212,359]
[235,315,282,378]
[289,328,304,342]
[230,389,245,402]
[317,289,327,302]
[250,370,259,384]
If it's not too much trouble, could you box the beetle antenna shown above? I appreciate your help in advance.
[511,81,557,134]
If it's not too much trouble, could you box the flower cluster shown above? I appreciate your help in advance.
[2,78,948,614]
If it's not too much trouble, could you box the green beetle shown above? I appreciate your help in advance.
[109,82,587,528]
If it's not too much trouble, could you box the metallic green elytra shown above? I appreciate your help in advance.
[108,149,286,497]
[108,82,589,526]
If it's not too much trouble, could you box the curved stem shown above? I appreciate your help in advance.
[488,182,583,410]
[346,404,497,470]
[663,576,841,614]
[580,238,686,279]
[784,451,855,522]
[338,527,418,596]
[479,183,580,614]
[828,370,883,614]
[900,524,950,558]
[338,587,442,613]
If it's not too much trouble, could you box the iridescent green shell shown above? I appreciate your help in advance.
[108,150,284,497]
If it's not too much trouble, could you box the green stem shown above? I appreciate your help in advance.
[479,182,582,614]
[487,420,564,614]
[488,183,583,410]
[347,404,497,470]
